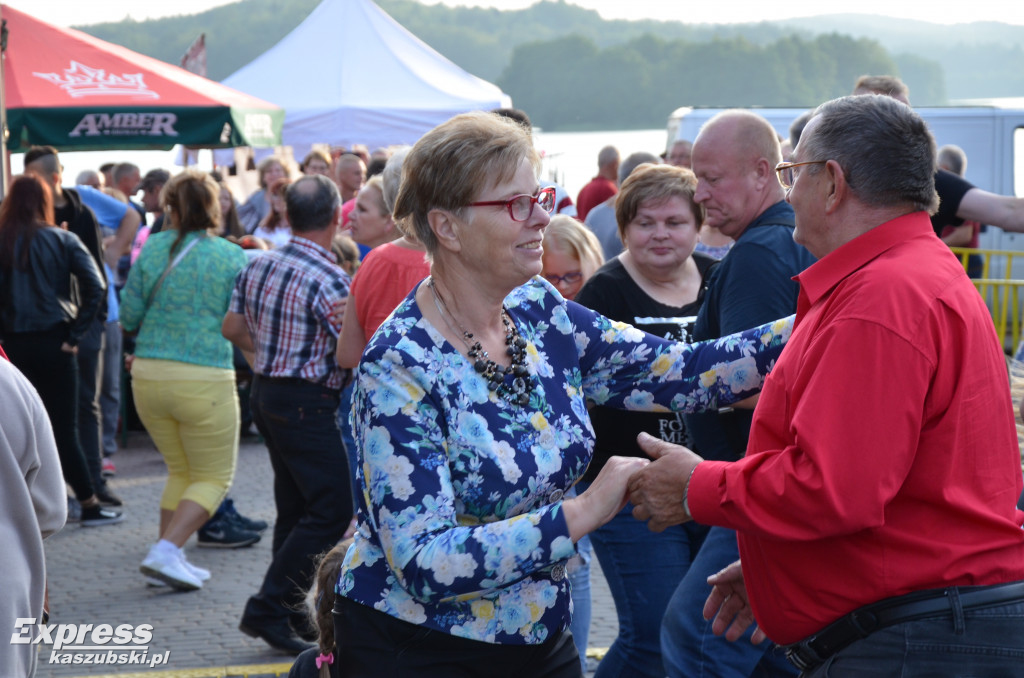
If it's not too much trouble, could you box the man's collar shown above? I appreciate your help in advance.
[288,233,336,261]
[795,211,932,312]
[738,200,795,239]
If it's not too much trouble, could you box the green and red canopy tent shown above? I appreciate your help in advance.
[0,4,283,153]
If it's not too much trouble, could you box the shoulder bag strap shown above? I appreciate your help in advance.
[136,236,205,332]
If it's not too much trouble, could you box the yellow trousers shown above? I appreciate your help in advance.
[131,358,239,514]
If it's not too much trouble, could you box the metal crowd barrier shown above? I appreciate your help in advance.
[951,247,1024,353]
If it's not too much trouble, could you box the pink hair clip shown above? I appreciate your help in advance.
[315,652,335,669]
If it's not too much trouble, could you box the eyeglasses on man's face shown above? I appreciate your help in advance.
[775,160,827,190]
[467,186,556,222]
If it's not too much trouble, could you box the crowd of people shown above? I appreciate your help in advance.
[3,73,1024,678]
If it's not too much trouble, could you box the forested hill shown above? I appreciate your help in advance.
[74,0,1023,131]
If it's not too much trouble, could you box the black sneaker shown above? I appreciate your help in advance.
[95,485,123,507]
[223,498,269,534]
[197,517,261,548]
[81,505,124,527]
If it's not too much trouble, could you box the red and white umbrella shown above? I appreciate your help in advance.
[1,4,283,152]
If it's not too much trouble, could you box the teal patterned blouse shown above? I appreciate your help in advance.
[336,277,793,645]
[121,231,248,369]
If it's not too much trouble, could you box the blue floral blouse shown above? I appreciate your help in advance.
[336,277,793,645]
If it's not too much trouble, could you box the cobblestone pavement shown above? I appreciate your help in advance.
[36,432,620,677]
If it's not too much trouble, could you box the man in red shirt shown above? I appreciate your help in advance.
[575,145,619,221]
[628,94,1024,675]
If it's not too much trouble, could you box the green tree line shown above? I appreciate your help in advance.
[499,32,922,130]
[75,0,951,131]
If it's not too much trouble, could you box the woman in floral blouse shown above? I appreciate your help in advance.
[334,112,793,677]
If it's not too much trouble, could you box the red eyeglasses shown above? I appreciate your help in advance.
[466,187,556,222]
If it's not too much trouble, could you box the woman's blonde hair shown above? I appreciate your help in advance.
[544,215,604,281]
[160,169,220,254]
[393,111,539,256]
[361,175,388,217]
[332,234,361,276]
[615,164,703,243]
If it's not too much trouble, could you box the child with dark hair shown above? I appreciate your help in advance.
[288,539,350,678]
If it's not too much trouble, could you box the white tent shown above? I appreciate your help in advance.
[218,0,512,158]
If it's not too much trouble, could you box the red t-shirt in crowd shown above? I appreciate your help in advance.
[351,242,431,342]
[575,177,617,222]
[690,212,1024,644]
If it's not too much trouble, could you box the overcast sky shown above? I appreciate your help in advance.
[9,0,1024,28]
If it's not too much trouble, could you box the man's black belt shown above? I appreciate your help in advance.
[784,580,1024,672]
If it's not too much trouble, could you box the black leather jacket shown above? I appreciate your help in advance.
[0,226,106,346]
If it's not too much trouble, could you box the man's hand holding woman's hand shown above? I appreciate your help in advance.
[628,432,702,531]
[562,456,649,542]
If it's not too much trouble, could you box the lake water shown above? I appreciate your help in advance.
[7,128,672,204]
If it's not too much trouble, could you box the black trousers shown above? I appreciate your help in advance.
[76,317,105,488]
[5,326,96,501]
[244,376,352,625]
[333,596,583,678]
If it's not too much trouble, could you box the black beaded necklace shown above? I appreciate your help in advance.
[428,278,533,406]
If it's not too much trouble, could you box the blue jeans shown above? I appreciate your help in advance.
[805,597,1024,677]
[566,485,591,675]
[336,381,359,510]
[661,526,795,678]
[578,481,709,678]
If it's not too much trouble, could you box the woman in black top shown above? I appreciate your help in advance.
[573,164,716,678]
[0,174,121,526]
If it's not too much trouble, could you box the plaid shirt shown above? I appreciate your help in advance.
[230,236,351,389]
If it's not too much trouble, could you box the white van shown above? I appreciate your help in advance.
[667,101,1024,252]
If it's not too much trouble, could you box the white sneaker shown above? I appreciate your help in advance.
[146,577,167,588]
[178,548,210,582]
[140,543,202,591]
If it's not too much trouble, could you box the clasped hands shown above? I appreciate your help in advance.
[626,431,701,530]
[571,432,701,540]
[625,432,768,645]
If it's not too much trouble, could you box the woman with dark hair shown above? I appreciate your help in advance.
[121,169,248,590]
[216,182,246,240]
[0,174,120,526]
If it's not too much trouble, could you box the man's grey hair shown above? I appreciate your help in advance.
[937,144,967,177]
[113,162,139,184]
[75,169,102,188]
[789,110,815,149]
[285,175,341,232]
[598,145,620,168]
[618,152,661,185]
[381,146,411,215]
[801,95,938,214]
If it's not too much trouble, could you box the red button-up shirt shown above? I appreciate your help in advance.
[690,211,1024,644]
